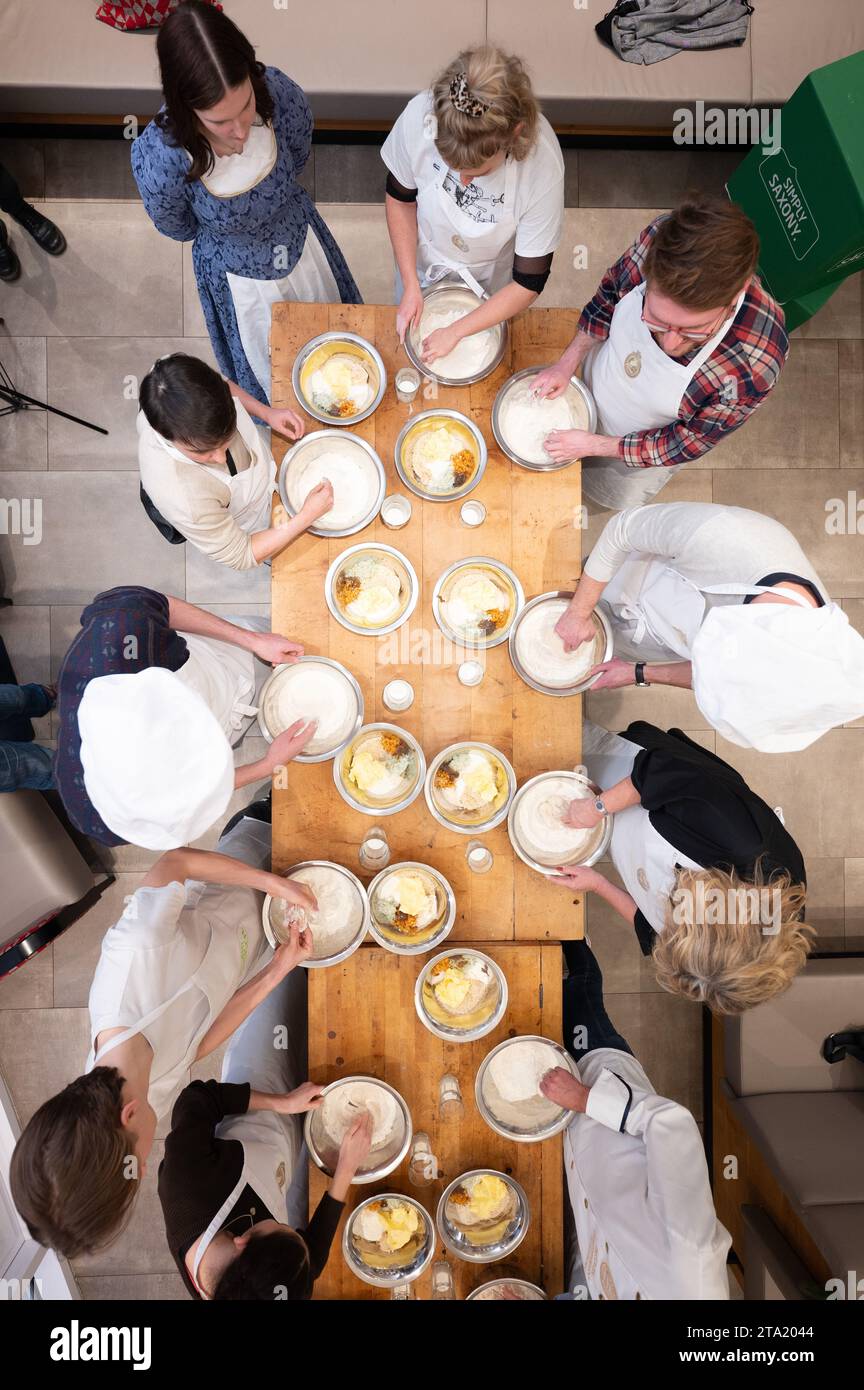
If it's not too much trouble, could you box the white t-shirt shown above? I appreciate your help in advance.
[381,91,564,260]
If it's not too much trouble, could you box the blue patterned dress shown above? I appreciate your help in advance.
[131,67,362,404]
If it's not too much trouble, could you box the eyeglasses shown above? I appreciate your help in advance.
[640,298,728,343]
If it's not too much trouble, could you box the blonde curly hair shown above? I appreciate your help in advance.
[652,863,814,1016]
[431,46,540,171]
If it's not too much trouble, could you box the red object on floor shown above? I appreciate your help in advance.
[95,0,221,30]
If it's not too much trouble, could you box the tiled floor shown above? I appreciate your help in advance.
[0,137,861,1300]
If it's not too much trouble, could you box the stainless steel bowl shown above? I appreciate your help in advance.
[508,594,614,698]
[334,722,426,818]
[467,1278,547,1301]
[261,860,369,966]
[256,657,364,761]
[366,861,455,956]
[507,770,613,876]
[491,365,598,471]
[415,948,508,1044]
[475,1034,579,1143]
[424,741,516,835]
[292,331,386,426]
[343,1192,434,1288]
[405,283,508,387]
[432,557,524,650]
[277,430,386,537]
[325,542,419,637]
[306,1078,412,1184]
[437,1170,529,1264]
[394,409,487,502]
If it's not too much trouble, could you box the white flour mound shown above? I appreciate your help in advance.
[487,1039,561,1104]
[513,777,593,867]
[263,662,357,753]
[274,864,364,957]
[499,378,589,464]
[515,600,596,689]
[321,1080,400,1149]
[285,439,379,529]
[417,305,497,380]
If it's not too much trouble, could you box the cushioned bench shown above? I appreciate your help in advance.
[1,0,862,129]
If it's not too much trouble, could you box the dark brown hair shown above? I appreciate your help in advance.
[213,1229,312,1300]
[10,1068,139,1259]
[140,353,237,449]
[644,197,760,311]
[155,0,274,183]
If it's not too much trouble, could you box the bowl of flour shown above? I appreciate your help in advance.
[262,861,370,965]
[257,657,364,761]
[475,1034,579,1141]
[406,284,508,387]
[507,771,613,876]
[492,366,597,471]
[306,1076,412,1183]
[509,593,614,697]
[278,430,385,537]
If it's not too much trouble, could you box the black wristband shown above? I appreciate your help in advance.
[634,662,650,687]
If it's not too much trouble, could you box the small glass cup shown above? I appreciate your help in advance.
[383,679,414,712]
[466,840,493,874]
[457,659,484,688]
[430,1259,456,1300]
[460,499,486,528]
[359,825,390,871]
[440,1072,464,1120]
[408,1131,437,1188]
[381,494,412,529]
[395,367,421,403]
[391,1283,416,1300]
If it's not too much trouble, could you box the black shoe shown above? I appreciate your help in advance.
[15,204,66,256]
[0,222,21,282]
[220,792,272,838]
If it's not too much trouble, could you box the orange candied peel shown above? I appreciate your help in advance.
[451,448,475,485]
[434,762,458,788]
[336,572,361,603]
[380,731,410,758]
[394,909,419,934]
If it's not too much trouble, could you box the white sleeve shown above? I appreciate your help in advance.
[380,94,426,190]
[513,132,565,259]
[583,502,717,584]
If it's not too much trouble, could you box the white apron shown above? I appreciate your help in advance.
[581,284,744,509]
[609,803,703,935]
[415,154,520,296]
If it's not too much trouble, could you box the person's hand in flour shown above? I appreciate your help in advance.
[543,428,592,464]
[396,280,424,344]
[266,719,319,772]
[268,919,315,977]
[554,607,596,654]
[331,1111,374,1200]
[562,797,604,831]
[300,478,334,524]
[532,363,572,400]
[250,631,305,667]
[540,1067,590,1113]
[422,321,463,365]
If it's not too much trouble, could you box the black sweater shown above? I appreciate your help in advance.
[620,723,806,954]
[158,1080,343,1300]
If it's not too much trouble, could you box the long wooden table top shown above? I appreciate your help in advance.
[270,301,586,943]
[305,942,565,1300]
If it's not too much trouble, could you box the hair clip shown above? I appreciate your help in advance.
[449,73,490,119]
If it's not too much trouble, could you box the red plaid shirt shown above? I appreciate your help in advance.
[578,216,789,469]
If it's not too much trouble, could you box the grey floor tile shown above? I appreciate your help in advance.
[804,857,845,944]
[562,148,578,209]
[705,339,839,471]
[0,336,48,471]
[46,336,216,471]
[0,602,52,737]
[44,138,138,201]
[0,943,54,1009]
[0,471,186,604]
[602,990,704,1121]
[0,137,45,199]
[838,340,863,468]
[0,1006,90,1125]
[578,147,742,208]
[586,683,711,731]
[184,537,271,605]
[544,207,666,310]
[0,202,183,338]
[53,873,143,1009]
[315,143,385,203]
[584,866,662,995]
[795,270,863,341]
[182,241,208,338]
[711,469,864,599]
[845,859,864,938]
[78,1271,191,1301]
[316,203,394,306]
[71,1140,177,1277]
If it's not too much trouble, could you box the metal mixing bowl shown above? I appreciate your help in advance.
[437,1170,529,1264]
[292,331,386,426]
[256,657,364,761]
[508,594,614,697]
[277,430,386,537]
[491,365,598,471]
[366,861,455,956]
[414,948,508,1044]
[343,1192,434,1288]
[424,741,516,834]
[261,860,369,966]
[306,1078,412,1184]
[467,1278,547,1300]
[404,283,508,387]
[394,409,487,502]
[507,770,614,875]
[325,542,419,637]
[475,1034,579,1142]
[432,557,524,650]
[334,722,426,817]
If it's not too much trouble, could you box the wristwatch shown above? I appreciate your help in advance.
[634,662,651,687]
[593,797,608,818]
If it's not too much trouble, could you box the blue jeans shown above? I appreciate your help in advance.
[562,939,633,1062]
[0,683,55,791]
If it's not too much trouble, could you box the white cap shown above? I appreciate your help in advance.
[692,602,864,752]
[77,667,235,849]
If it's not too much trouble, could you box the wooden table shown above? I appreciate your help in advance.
[270,301,587,943]
[305,942,564,1300]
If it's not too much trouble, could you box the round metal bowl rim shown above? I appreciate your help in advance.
[432,556,525,651]
[365,861,456,955]
[393,409,488,504]
[474,1033,579,1142]
[467,1278,548,1301]
[292,331,387,427]
[491,365,598,472]
[508,594,614,699]
[277,430,386,538]
[342,1192,435,1286]
[261,860,370,965]
[305,1078,412,1185]
[414,948,509,1043]
[507,771,614,875]
[404,286,508,387]
[333,721,427,818]
[423,741,516,835]
[325,542,419,637]
[256,657,364,760]
[436,1169,530,1264]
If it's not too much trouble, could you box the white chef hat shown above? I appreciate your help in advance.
[77,668,236,849]
[692,601,864,752]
